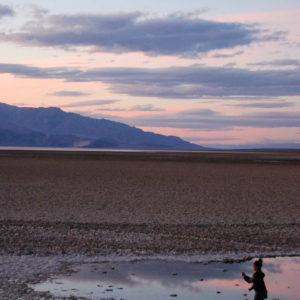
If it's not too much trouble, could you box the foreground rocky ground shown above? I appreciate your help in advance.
[1,221,299,256]
[0,150,299,299]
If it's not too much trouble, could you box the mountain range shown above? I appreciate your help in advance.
[0,102,204,150]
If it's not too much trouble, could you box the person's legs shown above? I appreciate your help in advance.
[254,291,264,300]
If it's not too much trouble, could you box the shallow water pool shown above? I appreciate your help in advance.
[32,256,300,300]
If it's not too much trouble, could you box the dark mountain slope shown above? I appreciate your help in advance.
[0,102,204,150]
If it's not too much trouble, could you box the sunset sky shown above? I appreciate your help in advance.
[1,0,300,147]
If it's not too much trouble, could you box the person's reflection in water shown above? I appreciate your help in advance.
[242,258,268,300]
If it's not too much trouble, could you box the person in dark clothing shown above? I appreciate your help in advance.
[242,258,268,300]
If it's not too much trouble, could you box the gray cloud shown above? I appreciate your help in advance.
[97,104,165,112]
[223,62,236,68]
[75,105,300,132]
[123,109,300,130]
[97,107,128,112]
[1,63,300,98]
[201,96,278,101]
[129,104,165,111]
[0,5,14,18]
[49,90,91,97]
[67,65,300,98]
[211,50,244,58]
[60,99,119,108]
[0,63,78,79]
[97,107,127,112]
[185,136,240,142]
[25,4,49,19]
[226,101,295,108]
[249,59,300,67]
[210,139,300,149]
[0,11,280,57]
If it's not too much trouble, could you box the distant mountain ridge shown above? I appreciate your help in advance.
[0,102,204,150]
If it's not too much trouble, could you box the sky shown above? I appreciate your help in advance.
[0,0,300,147]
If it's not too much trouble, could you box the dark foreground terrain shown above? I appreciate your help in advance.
[0,149,299,256]
[0,149,299,299]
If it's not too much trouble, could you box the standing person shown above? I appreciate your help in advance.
[242,258,268,300]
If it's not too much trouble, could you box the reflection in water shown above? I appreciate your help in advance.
[33,257,300,300]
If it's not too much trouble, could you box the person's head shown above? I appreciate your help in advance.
[253,258,263,271]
